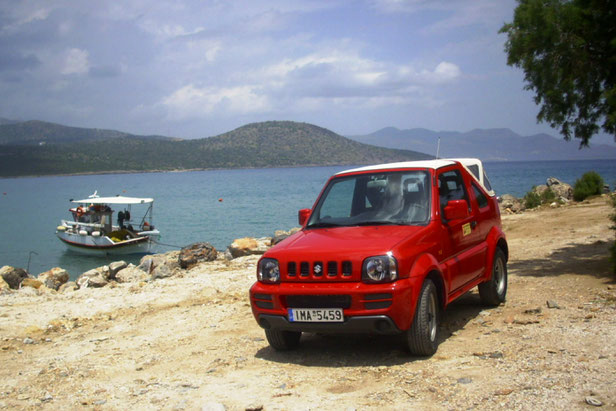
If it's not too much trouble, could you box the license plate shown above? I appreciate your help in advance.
[288,308,344,323]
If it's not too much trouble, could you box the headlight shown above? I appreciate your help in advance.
[362,254,398,283]
[258,258,280,283]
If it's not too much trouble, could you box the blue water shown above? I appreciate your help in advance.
[1,159,615,279]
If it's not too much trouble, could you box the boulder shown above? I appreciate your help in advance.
[533,185,549,196]
[499,194,524,213]
[546,178,573,200]
[0,276,11,294]
[227,237,271,259]
[139,252,180,281]
[0,266,28,289]
[37,267,69,291]
[151,263,173,280]
[179,242,218,269]
[115,265,148,283]
[21,278,43,289]
[272,228,300,245]
[58,281,78,293]
[108,261,128,280]
[76,268,108,288]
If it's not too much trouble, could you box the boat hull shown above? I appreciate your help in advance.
[56,230,159,256]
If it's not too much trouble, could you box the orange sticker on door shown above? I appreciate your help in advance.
[462,223,472,236]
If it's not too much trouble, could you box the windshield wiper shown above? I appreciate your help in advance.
[354,220,403,226]
[306,222,345,229]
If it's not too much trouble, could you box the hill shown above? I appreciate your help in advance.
[0,120,431,177]
[0,120,176,145]
[349,127,616,161]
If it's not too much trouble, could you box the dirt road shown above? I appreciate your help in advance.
[1,197,615,410]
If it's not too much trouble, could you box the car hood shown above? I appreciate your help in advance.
[269,225,427,260]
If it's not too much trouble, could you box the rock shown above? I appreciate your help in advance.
[108,261,128,280]
[585,396,603,406]
[58,281,78,293]
[546,300,560,309]
[227,237,271,259]
[23,337,35,344]
[21,278,43,289]
[139,252,180,281]
[499,194,524,213]
[37,267,69,290]
[546,177,573,200]
[151,263,173,280]
[0,265,28,289]
[179,242,217,269]
[76,269,108,288]
[0,276,11,294]
[533,184,549,196]
[115,265,148,283]
[457,377,472,384]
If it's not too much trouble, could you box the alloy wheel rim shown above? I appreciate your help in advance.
[495,258,505,295]
[428,292,437,341]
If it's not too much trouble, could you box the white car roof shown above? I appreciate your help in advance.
[336,159,456,175]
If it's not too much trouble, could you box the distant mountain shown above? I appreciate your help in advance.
[349,127,616,161]
[0,120,177,145]
[0,120,431,177]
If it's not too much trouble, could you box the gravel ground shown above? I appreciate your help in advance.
[1,196,615,410]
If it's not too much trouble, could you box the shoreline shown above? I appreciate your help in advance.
[0,196,614,409]
[3,157,616,179]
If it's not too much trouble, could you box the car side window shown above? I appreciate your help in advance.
[472,183,488,209]
[438,170,469,211]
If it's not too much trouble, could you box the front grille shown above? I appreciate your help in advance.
[285,295,351,309]
[287,262,296,277]
[327,261,337,276]
[284,260,354,281]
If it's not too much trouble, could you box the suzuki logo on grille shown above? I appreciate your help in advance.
[314,264,322,274]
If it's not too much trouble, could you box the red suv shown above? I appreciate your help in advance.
[249,159,508,355]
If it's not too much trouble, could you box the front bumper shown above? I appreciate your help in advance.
[249,277,420,334]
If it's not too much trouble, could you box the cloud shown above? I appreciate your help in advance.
[61,48,89,75]
[161,84,270,118]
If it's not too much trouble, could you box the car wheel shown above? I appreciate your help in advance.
[264,329,301,351]
[479,248,507,306]
[406,279,439,356]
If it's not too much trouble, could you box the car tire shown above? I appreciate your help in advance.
[406,279,439,356]
[479,248,507,306]
[264,329,301,351]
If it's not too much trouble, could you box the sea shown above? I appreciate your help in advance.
[1,159,615,280]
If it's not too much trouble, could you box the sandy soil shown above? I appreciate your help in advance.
[1,197,615,410]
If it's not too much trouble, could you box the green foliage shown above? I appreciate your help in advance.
[500,0,616,146]
[523,186,558,209]
[573,171,605,201]
[523,188,542,209]
[609,195,616,276]
[0,121,432,177]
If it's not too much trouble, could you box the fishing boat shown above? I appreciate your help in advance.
[56,192,161,255]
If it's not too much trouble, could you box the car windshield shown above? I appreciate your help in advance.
[306,170,431,228]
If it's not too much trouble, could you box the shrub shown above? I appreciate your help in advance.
[523,186,558,209]
[573,171,604,201]
[610,195,616,277]
[523,188,541,209]
[540,187,557,204]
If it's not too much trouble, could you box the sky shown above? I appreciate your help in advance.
[0,0,614,146]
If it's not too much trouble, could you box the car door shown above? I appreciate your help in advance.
[438,167,485,292]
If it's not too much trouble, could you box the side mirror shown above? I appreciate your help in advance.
[298,209,311,226]
[444,200,469,221]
